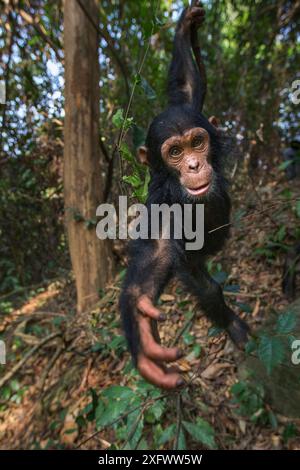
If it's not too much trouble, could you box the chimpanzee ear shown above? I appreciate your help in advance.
[208,115,220,128]
[138,146,150,166]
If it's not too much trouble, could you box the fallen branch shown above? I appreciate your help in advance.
[171,313,196,347]
[0,332,61,389]
[224,291,267,298]
[173,394,182,450]
[39,345,63,395]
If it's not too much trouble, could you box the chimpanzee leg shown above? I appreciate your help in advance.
[119,239,184,389]
[179,265,249,348]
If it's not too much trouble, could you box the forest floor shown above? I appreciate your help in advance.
[0,162,300,450]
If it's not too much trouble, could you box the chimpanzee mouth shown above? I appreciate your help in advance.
[186,181,211,196]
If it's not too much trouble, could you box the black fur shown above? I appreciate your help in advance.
[119,6,249,366]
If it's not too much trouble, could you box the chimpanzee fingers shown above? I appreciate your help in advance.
[190,6,205,21]
[190,6,205,15]
[138,354,184,390]
[138,316,183,362]
[137,295,166,321]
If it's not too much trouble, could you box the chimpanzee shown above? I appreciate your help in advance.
[119,2,249,389]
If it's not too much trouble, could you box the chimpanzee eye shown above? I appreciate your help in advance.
[169,146,183,157]
[192,135,203,147]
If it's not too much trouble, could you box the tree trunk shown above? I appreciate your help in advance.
[64,0,113,313]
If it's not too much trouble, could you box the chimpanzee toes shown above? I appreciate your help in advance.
[226,316,250,350]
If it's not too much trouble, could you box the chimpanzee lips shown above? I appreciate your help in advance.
[186,181,211,196]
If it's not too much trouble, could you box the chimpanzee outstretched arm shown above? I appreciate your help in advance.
[119,239,184,389]
[167,2,206,110]
[179,264,249,347]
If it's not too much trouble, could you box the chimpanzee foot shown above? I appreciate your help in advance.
[226,314,250,349]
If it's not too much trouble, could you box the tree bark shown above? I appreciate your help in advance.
[64,0,113,313]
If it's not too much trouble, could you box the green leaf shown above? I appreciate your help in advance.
[102,385,135,401]
[122,174,142,188]
[245,338,258,354]
[158,424,176,446]
[208,326,223,337]
[280,188,292,199]
[287,334,297,347]
[191,343,202,359]
[91,342,103,352]
[234,302,252,313]
[276,226,286,242]
[224,284,240,293]
[95,398,128,429]
[254,247,274,258]
[231,381,246,395]
[126,407,144,449]
[76,415,86,428]
[177,427,186,450]
[212,271,228,283]
[120,142,135,163]
[144,400,165,423]
[276,311,297,334]
[258,335,285,374]
[268,410,278,429]
[283,423,298,442]
[64,428,77,435]
[112,110,133,131]
[140,169,150,203]
[182,419,216,449]
[95,385,137,428]
[112,109,124,129]
[278,160,293,171]
[108,335,126,353]
[183,332,195,345]
[137,438,148,450]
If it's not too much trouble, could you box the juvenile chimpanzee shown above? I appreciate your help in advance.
[119,2,249,389]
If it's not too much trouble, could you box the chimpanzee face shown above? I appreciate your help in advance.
[138,106,219,199]
[160,127,212,197]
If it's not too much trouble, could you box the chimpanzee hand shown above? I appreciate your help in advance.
[135,295,185,390]
[179,1,205,34]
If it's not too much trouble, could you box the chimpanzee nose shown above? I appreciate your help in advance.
[188,158,200,171]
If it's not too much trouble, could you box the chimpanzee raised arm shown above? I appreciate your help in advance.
[167,4,206,109]
[119,2,249,390]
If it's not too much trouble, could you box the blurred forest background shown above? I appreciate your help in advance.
[0,0,300,450]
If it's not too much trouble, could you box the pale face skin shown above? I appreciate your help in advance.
[160,127,213,197]
[139,125,217,198]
